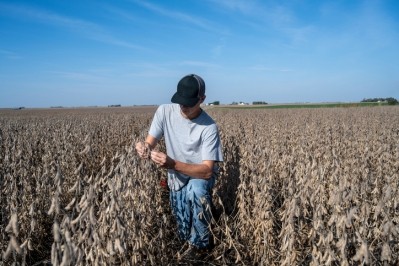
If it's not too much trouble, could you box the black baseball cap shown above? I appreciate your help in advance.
[171,74,205,107]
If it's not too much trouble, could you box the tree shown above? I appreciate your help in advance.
[386,97,398,105]
[361,97,398,105]
[253,101,268,105]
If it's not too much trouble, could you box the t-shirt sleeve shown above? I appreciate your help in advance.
[148,105,165,140]
[202,124,223,162]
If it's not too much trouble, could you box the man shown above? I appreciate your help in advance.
[135,74,223,260]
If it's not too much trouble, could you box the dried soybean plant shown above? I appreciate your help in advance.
[209,106,399,265]
[1,106,398,265]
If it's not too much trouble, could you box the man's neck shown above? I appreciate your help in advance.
[181,108,202,120]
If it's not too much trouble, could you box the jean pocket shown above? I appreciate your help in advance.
[189,177,215,191]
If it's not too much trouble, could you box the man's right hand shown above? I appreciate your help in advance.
[135,141,151,159]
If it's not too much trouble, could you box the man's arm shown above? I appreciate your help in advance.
[171,159,214,180]
[150,150,215,180]
[144,135,158,149]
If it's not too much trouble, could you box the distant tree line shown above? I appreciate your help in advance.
[361,97,398,105]
[253,101,268,105]
[230,101,267,105]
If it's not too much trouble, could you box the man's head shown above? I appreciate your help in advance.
[171,74,206,108]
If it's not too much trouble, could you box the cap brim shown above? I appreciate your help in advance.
[171,92,199,107]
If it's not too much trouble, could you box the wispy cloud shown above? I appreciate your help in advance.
[207,0,293,25]
[211,44,224,57]
[210,37,226,58]
[354,1,398,47]
[101,4,138,22]
[122,62,179,78]
[132,0,224,34]
[0,49,22,60]
[250,65,293,72]
[48,71,106,82]
[206,1,312,46]
[207,0,259,14]
[0,3,145,50]
[179,61,221,68]
[309,1,398,53]
[282,25,316,46]
[123,60,221,77]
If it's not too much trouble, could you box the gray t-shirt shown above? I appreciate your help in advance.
[149,104,223,191]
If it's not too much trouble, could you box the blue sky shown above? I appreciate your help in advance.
[0,0,398,108]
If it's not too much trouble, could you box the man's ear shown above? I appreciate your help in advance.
[200,95,206,103]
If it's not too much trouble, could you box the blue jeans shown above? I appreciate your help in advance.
[169,177,215,249]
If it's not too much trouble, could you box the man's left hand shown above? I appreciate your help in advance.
[150,150,175,169]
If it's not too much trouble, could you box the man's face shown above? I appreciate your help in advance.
[180,103,199,117]
[179,97,204,119]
